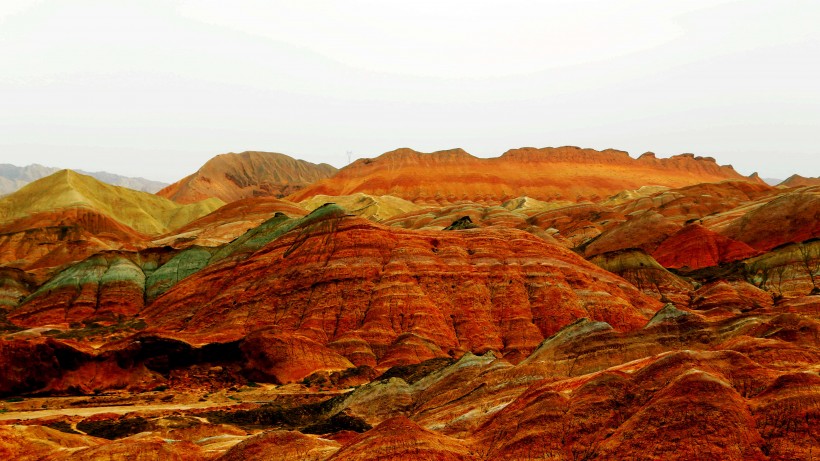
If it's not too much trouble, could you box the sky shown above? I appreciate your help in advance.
[1,0,818,183]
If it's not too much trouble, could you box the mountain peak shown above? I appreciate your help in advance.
[157,151,338,204]
[357,147,477,165]
[1,170,223,235]
[0,163,168,195]
[780,174,820,187]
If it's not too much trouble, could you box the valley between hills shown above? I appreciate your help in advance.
[1,148,819,460]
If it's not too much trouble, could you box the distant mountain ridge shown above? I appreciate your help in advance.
[157,151,338,204]
[779,174,820,187]
[0,163,168,195]
[288,146,764,205]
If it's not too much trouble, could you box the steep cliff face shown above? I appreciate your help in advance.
[289,147,757,205]
[158,152,337,204]
[142,205,659,371]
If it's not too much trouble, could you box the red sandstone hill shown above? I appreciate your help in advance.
[652,224,760,270]
[0,208,148,276]
[142,205,659,374]
[708,187,820,251]
[158,151,337,204]
[779,174,820,188]
[287,147,760,205]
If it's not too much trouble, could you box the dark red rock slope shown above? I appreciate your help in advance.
[142,205,660,376]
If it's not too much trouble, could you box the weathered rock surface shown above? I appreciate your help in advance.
[384,203,530,231]
[715,190,820,251]
[328,416,475,461]
[144,247,213,302]
[47,433,206,461]
[529,202,625,247]
[10,254,146,327]
[143,205,659,371]
[584,210,679,257]
[0,268,34,310]
[690,280,774,314]
[613,180,775,222]
[471,350,778,460]
[241,330,355,384]
[652,223,760,270]
[219,430,340,461]
[3,153,820,461]
[0,208,149,276]
[745,239,820,297]
[0,424,103,460]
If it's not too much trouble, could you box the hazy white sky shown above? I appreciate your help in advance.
[1,0,818,182]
